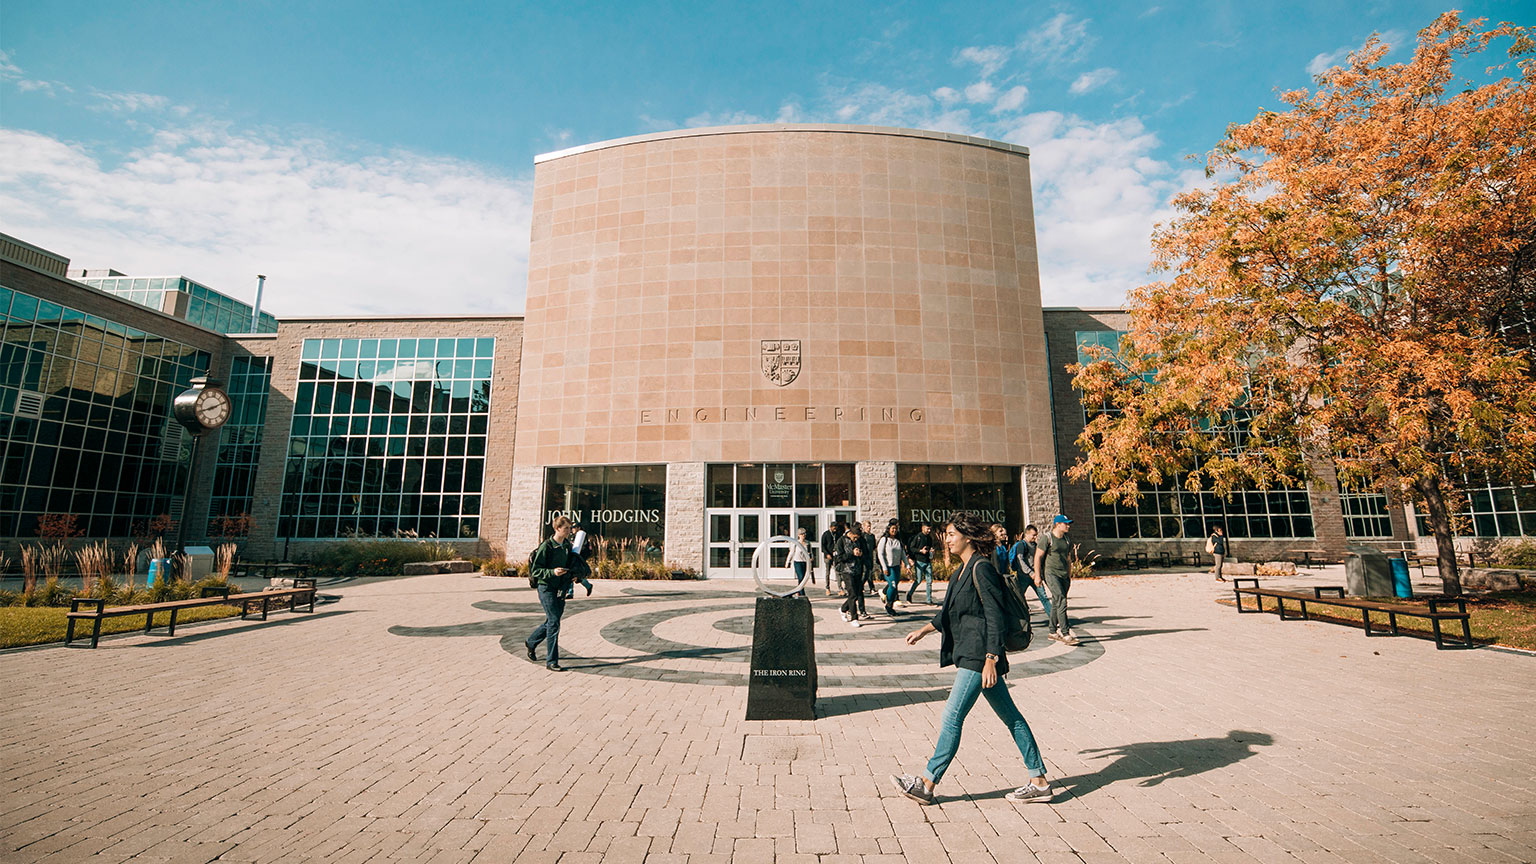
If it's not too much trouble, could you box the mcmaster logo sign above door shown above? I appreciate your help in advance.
[761,340,801,386]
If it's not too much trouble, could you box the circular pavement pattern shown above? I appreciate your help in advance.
[389,583,1104,689]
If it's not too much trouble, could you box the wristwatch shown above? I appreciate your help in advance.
[985,653,999,662]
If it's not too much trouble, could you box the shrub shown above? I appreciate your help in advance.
[33,577,76,607]
[1068,544,1101,580]
[0,589,18,607]
[481,558,512,578]
[1494,541,1536,569]
[298,538,455,579]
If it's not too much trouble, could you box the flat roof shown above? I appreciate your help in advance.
[535,123,1031,164]
[279,313,523,322]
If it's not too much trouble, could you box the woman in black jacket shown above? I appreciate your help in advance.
[890,511,1055,805]
[834,523,869,625]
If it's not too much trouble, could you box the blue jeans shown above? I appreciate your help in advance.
[884,564,901,607]
[526,583,566,667]
[1029,578,1052,619]
[793,561,808,597]
[907,561,933,604]
[924,667,1046,784]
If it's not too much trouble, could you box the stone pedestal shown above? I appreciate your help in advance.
[744,597,818,720]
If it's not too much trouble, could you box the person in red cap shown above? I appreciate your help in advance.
[1033,514,1078,645]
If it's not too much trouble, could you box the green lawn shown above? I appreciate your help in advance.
[0,604,243,649]
[1220,590,1536,651]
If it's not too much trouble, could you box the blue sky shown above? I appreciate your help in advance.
[1,1,1529,316]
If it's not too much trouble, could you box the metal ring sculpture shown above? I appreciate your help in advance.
[749,535,814,598]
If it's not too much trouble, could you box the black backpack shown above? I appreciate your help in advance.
[967,557,1032,653]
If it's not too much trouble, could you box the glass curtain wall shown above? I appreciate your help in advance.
[896,464,1023,532]
[0,284,210,539]
[278,336,494,539]
[540,465,667,557]
[208,355,273,530]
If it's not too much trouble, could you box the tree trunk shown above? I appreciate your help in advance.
[1415,475,1462,597]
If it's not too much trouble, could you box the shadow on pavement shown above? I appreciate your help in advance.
[813,687,953,718]
[1079,627,1209,643]
[964,729,1275,802]
[135,610,357,647]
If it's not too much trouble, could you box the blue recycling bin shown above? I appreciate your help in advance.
[1389,557,1413,598]
[147,557,171,588]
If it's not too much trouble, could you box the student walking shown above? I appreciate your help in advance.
[836,523,870,625]
[790,526,812,598]
[877,522,906,617]
[821,521,843,596]
[905,522,936,605]
[889,511,1055,805]
[526,515,576,672]
[1034,515,1077,645]
[860,521,877,597]
[1010,525,1052,621]
[564,524,594,599]
[1208,524,1229,582]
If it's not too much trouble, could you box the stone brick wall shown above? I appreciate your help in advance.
[855,461,897,528]
[504,465,545,563]
[1021,462,1060,527]
[664,462,705,572]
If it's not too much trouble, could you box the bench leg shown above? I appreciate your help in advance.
[91,616,102,649]
[1362,609,1374,636]
[261,597,270,621]
[1432,617,1443,649]
[1461,617,1473,647]
[167,608,178,636]
[1389,612,1398,636]
[1298,601,1309,621]
[307,591,315,613]
[241,600,251,621]
[146,612,155,634]
[66,616,76,646]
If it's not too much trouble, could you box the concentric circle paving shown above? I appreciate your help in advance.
[389,582,1103,688]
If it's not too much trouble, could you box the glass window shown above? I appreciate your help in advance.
[824,463,855,506]
[279,336,496,539]
[541,465,667,556]
[896,464,1022,533]
[765,463,793,508]
[0,285,210,540]
[736,463,764,508]
[794,463,822,508]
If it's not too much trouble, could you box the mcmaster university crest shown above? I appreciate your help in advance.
[760,340,801,386]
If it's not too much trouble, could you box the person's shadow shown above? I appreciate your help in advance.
[1057,730,1275,799]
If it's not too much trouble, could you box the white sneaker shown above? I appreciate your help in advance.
[850,619,862,628]
[841,612,851,622]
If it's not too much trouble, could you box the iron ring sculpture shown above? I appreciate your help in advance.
[749,535,814,597]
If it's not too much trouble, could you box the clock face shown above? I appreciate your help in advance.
[194,388,232,428]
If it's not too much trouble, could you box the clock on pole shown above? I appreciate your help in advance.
[171,377,232,558]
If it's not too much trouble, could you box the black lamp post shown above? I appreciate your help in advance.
[171,376,232,558]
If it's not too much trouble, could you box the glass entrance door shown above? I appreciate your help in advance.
[706,508,838,578]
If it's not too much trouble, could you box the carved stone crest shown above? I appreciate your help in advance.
[760,340,801,387]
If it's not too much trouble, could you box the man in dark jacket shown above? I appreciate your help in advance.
[859,520,877,596]
[820,521,843,596]
[906,522,935,605]
[525,515,575,671]
[836,523,869,624]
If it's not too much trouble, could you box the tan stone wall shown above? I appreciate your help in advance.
[515,125,1054,469]
[237,317,522,560]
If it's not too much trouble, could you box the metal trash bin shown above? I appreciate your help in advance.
[182,545,216,581]
[1345,546,1393,597]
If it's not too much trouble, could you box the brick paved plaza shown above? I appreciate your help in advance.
[3,571,1533,864]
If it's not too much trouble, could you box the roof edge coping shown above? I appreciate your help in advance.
[535,123,1030,164]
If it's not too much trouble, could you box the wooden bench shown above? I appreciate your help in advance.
[65,579,318,648]
[1230,578,1473,649]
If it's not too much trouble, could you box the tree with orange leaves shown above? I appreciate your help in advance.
[1070,13,1535,595]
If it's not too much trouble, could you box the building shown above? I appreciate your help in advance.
[2,123,1532,568]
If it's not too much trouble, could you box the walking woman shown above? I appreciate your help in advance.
[890,511,1055,805]
[790,526,812,598]
[876,522,905,617]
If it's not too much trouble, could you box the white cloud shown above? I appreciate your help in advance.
[932,86,962,104]
[1020,13,1094,66]
[1069,67,1117,95]
[88,89,173,113]
[964,80,997,104]
[956,45,1011,78]
[1306,46,1351,78]
[0,49,70,96]
[0,124,533,316]
[997,112,1204,306]
[993,85,1030,112]
[684,110,765,127]
[1140,6,1162,17]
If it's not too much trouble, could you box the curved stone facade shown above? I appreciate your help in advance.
[508,124,1058,567]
